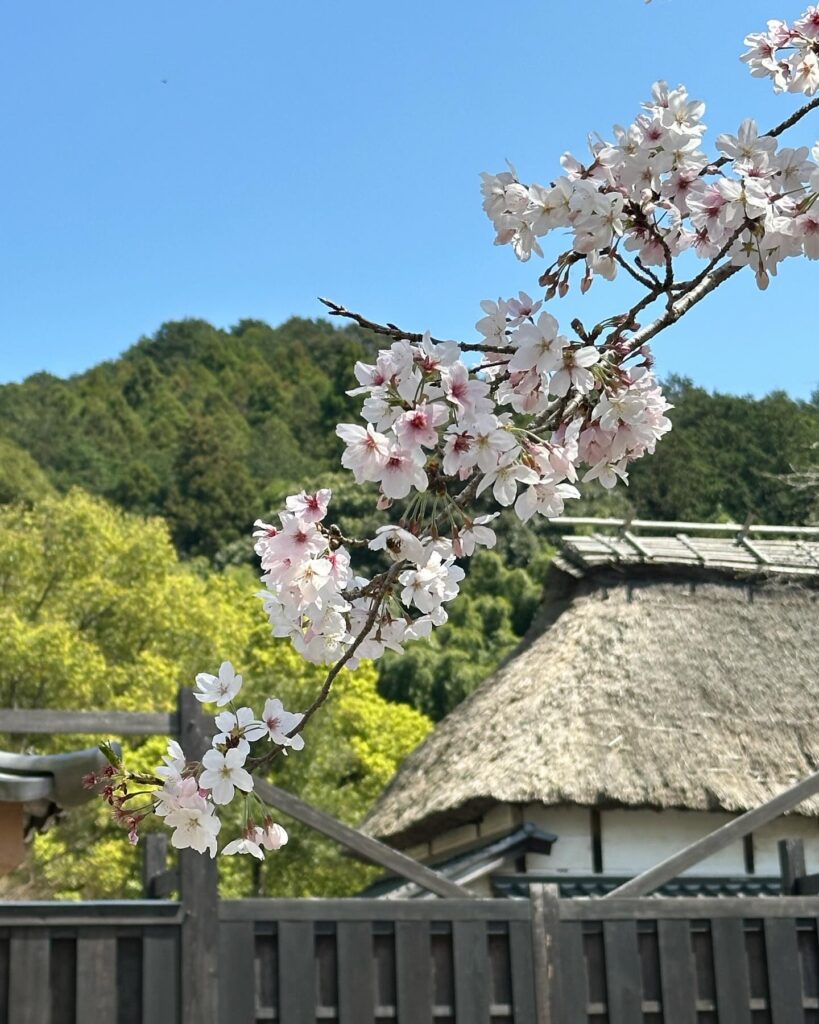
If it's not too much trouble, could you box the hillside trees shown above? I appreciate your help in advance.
[0,319,816,568]
[628,378,819,525]
[0,318,378,557]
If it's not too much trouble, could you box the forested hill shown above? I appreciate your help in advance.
[0,318,377,555]
[0,316,817,558]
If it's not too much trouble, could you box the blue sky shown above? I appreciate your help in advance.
[0,0,816,398]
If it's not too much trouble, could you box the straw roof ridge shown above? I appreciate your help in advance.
[364,560,819,848]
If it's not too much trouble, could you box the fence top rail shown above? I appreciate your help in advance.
[0,899,183,927]
[0,709,178,736]
[561,895,819,921]
[219,897,533,923]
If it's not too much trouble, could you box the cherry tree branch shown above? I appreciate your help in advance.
[621,261,742,355]
[251,75,819,790]
[247,559,405,774]
[671,221,751,295]
[319,297,511,354]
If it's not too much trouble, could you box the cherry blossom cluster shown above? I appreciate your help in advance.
[482,28,819,289]
[743,6,819,94]
[253,486,471,667]
[247,306,672,672]
[94,663,297,858]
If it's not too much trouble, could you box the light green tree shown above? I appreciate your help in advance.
[0,490,430,898]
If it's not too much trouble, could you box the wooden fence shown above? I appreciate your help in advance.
[0,897,537,1024]
[5,694,819,1021]
[539,887,819,1023]
[3,889,819,1023]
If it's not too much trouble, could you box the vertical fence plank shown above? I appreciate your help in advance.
[657,920,696,1024]
[603,921,642,1024]
[711,918,752,1024]
[0,940,8,1024]
[77,933,117,1022]
[395,920,431,1024]
[117,937,143,1024]
[278,921,315,1024]
[453,920,489,1024]
[9,930,50,1024]
[530,884,560,1024]
[508,919,537,1024]
[558,923,588,1024]
[50,938,77,1024]
[218,921,256,1024]
[143,927,179,1024]
[337,921,374,1024]
[763,919,803,1022]
[178,687,219,1024]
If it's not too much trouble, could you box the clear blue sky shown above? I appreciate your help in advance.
[0,0,816,399]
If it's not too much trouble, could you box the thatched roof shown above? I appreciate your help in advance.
[364,530,819,848]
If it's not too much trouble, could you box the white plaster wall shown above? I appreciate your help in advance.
[602,808,745,876]
[753,816,819,874]
[522,804,594,873]
[410,802,819,881]
[465,875,494,898]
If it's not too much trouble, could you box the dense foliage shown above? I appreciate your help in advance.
[0,318,376,557]
[628,377,819,526]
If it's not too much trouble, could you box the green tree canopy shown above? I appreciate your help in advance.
[0,437,56,505]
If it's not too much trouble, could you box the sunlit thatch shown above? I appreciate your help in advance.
[364,531,819,849]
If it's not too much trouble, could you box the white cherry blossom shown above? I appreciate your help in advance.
[261,698,305,751]
[166,801,221,857]
[194,661,243,707]
[199,748,254,805]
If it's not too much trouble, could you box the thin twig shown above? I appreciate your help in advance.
[671,221,751,295]
[612,251,659,291]
[319,297,510,354]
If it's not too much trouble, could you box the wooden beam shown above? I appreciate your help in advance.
[253,777,474,899]
[219,898,529,922]
[0,708,177,735]
[605,769,819,898]
[622,530,654,560]
[736,534,772,565]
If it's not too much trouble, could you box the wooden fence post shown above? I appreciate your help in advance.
[178,687,220,1024]
[779,838,807,894]
[530,883,562,1024]
[142,833,169,897]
